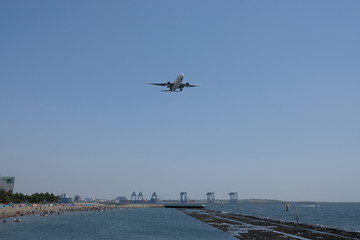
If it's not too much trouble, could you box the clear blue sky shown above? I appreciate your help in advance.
[1,0,359,201]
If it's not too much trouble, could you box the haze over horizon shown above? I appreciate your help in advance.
[1,1,359,202]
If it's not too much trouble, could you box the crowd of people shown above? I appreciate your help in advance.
[1,203,122,224]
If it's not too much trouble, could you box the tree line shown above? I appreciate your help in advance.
[0,190,59,204]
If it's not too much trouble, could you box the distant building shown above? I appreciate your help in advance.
[59,197,74,204]
[115,196,128,203]
[74,195,82,202]
[59,193,73,204]
[60,193,67,198]
[0,176,15,192]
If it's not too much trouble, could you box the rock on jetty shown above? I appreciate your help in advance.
[181,209,360,240]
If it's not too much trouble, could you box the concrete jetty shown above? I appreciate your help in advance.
[164,203,205,209]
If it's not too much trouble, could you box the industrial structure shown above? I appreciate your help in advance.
[228,192,238,203]
[115,196,128,203]
[138,192,144,202]
[0,176,15,192]
[180,192,187,203]
[131,192,137,202]
[150,192,158,203]
[206,192,215,203]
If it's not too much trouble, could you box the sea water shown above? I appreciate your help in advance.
[206,202,360,232]
[0,208,236,240]
[2,203,359,239]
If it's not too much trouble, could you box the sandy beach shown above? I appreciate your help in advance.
[1,203,164,220]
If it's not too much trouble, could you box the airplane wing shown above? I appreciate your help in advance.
[181,83,199,88]
[148,83,167,86]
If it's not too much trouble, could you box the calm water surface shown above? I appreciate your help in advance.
[0,208,236,240]
[206,202,360,232]
[2,203,359,239]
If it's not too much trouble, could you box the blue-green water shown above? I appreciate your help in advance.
[0,208,236,240]
[206,202,360,232]
[2,203,359,239]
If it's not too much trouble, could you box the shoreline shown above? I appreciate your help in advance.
[1,203,164,220]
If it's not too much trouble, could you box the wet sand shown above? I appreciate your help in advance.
[181,209,360,240]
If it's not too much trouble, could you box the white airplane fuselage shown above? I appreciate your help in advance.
[171,74,184,91]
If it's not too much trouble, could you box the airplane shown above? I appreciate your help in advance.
[148,73,198,92]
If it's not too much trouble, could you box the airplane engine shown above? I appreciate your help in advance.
[185,82,190,86]
[166,82,171,88]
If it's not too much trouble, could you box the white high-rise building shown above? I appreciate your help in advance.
[0,176,15,192]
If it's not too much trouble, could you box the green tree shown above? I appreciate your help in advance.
[0,190,59,203]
